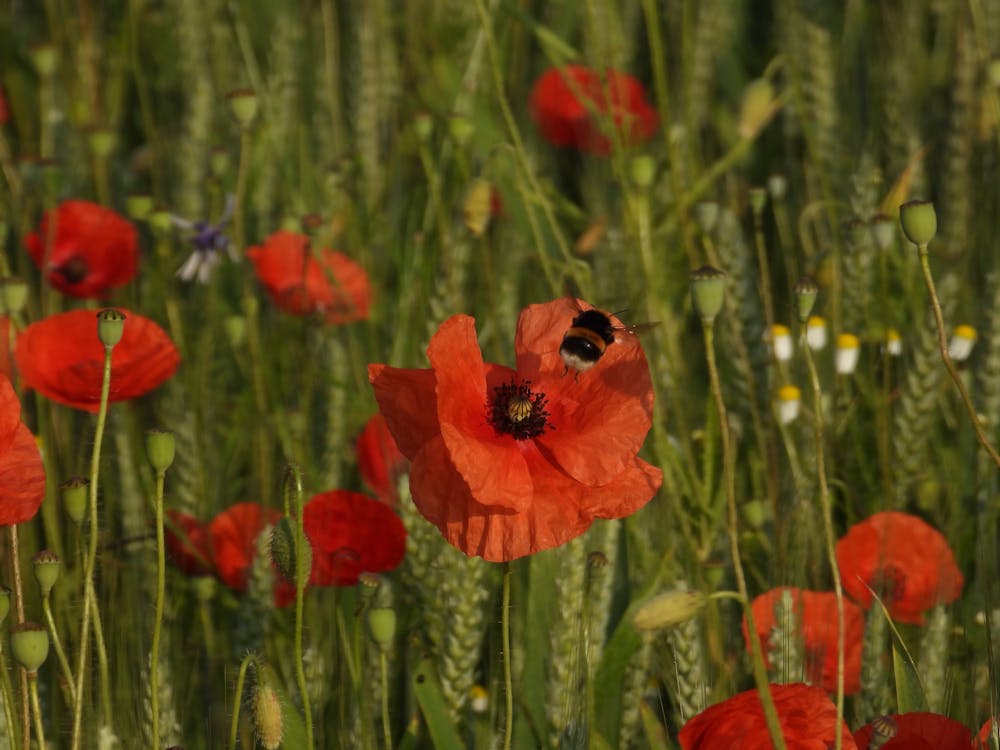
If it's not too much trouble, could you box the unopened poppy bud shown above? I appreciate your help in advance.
[10,622,49,673]
[252,681,283,750]
[61,476,89,524]
[227,88,258,129]
[629,155,655,189]
[270,517,312,583]
[413,112,433,142]
[870,213,896,252]
[368,607,396,650]
[448,114,473,146]
[145,429,176,473]
[126,193,154,221]
[737,78,776,139]
[899,199,937,247]
[885,328,903,357]
[769,324,793,362]
[209,147,231,180]
[223,315,247,348]
[948,324,977,362]
[633,589,707,630]
[0,277,29,314]
[30,43,58,77]
[148,208,173,235]
[694,202,719,234]
[96,308,126,348]
[793,277,819,324]
[87,128,116,158]
[0,587,10,625]
[748,186,767,215]
[767,174,787,201]
[835,333,861,375]
[806,316,828,351]
[469,684,489,714]
[192,575,217,603]
[775,385,801,425]
[690,266,726,323]
[32,550,61,597]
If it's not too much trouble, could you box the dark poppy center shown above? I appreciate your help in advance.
[53,256,89,284]
[872,563,906,604]
[488,379,551,440]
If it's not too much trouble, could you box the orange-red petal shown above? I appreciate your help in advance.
[368,364,438,460]
[208,502,281,592]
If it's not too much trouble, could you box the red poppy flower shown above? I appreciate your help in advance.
[208,502,282,592]
[355,414,407,504]
[854,712,972,750]
[302,490,406,586]
[25,200,139,298]
[974,718,998,749]
[0,84,8,125]
[369,298,662,562]
[246,231,371,324]
[529,66,658,156]
[0,374,46,526]
[164,510,212,576]
[15,308,180,413]
[836,511,963,625]
[744,587,865,695]
[678,683,857,750]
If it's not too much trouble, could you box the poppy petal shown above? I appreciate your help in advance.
[208,502,281,591]
[355,414,407,504]
[430,315,532,513]
[164,510,212,576]
[0,422,46,527]
[368,364,438,460]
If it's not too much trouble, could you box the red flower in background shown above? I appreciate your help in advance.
[303,490,406,586]
[164,510,212,576]
[0,374,46,526]
[529,66,658,156]
[854,712,972,750]
[15,308,180,412]
[0,84,8,125]
[836,511,963,625]
[679,683,857,750]
[355,414,407,504]
[744,587,865,695]
[975,718,998,749]
[209,502,282,592]
[247,231,371,324]
[25,201,138,298]
[370,298,662,562]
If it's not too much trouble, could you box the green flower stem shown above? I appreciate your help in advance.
[289,466,314,749]
[917,246,1000,467]
[91,597,113,730]
[42,594,75,705]
[752,203,777,335]
[27,674,44,750]
[701,321,786,750]
[501,561,513,750]
[227,653,255,750]
[71,343,114,750]
[149,467,168,750]
[802,340,846,750]
[379,650,391,750]
[7,525,28,750]
[0,641,19,750]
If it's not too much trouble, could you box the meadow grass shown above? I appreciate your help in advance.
[0,1,999,748]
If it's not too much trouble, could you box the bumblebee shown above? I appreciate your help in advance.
[559,306,620,373]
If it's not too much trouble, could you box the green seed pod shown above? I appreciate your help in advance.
[30,43,58,77]
[748,186,768,215]
[96,308,126,348]
[899,199,937,247]
[126,194,154,222]
[690,265,727,323]
[10,622,49,673]
[60,476,89,524]
[368,607,396,651]
[223,315,247,349]
[793,276,819,324]
[145,429,176,474]
[226,88,258,129]
[0,277,28,315]
[32,550,61,597]
[629,155,655,189]
[87,128,116,158]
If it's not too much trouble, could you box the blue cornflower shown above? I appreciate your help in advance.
[172,194,238,283]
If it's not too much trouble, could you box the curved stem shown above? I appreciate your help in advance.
[8,525,28,750]
[27,675,44,750]
[501,561,513,750]
[701,321,786,750]
[42,595,76,705]
[0,641,18,750]
[917,246,1000,467]
[227,653,255,750]
[379,651,391,750]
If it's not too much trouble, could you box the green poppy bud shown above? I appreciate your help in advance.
[30,43,58,77]
[899,199,937,247]
[226,88,258,129]
[0,277,29,315]
[61,476,89,524]
[690,265,727,323]
[126,194,154,222]
[368,607,396,650]
[629,155,655,189]
[96,308,126,348]
[145,429,176,474]
[270,517,312,584]
[10,622,49,673]
[793,276,819,324]
[32,550,61,597]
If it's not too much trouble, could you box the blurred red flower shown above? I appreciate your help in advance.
[529,66,658,156]
[355,414,407,504]
[25,201,139,298]
[744,587,865,695]
[208,501,282,592]
[303,490,406,586]
[679,683,857,750]
[369,298,662,562]
[0,84,8,125]
[164,510,212,576]
[836,511,963,625]
[854,712,972,750]
[15,309,180,412]
[975,718,998,749]
[247,231,371,324]
[0,374,46,526]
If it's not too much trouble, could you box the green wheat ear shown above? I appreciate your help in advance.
[918,605,952,713]
[143,650,182,748]
[769,589,804,685]
[545,537,587,747]
[438,552,489,720]
[975,271,1000,444]
[665,581,708,725]
[856,603,891,723]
